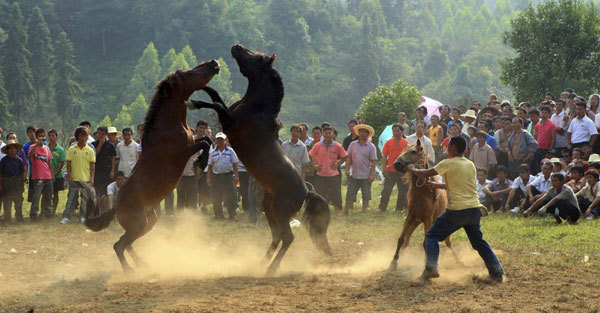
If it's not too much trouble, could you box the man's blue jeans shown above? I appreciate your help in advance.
[63,182,87,219]
[425,207,504,277]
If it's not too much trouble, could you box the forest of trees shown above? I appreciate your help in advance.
[0,0,597,140]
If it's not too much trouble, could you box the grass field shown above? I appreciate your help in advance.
[1,182,599,312]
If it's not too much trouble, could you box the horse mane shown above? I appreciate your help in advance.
[141,71,184,146]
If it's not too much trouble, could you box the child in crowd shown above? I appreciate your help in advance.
[566,166,586,193]
[476,168,491,206]
[575,170,600,220]
[483,165,513,212]
[524,173,580,224]
[505,164,536,213]
[0,140,26,223]
[470,131,497,173]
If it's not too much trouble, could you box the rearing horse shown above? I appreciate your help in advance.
[389,139,455,271]
[188,45,332,276]
[83,60,220,273]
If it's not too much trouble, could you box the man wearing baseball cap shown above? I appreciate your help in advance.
[207,132,240,220]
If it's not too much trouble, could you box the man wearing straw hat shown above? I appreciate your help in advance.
[344,124,377,215]
[460,110,477,136]
[0,140,26,223]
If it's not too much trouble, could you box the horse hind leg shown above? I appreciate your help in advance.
[125,209,158,269]
[113,211,149,273]
[389,216,420,271]
[266,221,294,277]
[262,193,281,264]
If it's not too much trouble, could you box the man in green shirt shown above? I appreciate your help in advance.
[48,129,66,216]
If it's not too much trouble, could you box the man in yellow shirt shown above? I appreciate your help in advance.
[61,126,96,224]
[407,136,504,282]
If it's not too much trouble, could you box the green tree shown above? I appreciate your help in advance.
[113,105,133,132]
[129,93,148,125]
[180,44,197,67]
[125,42,161,101]
[501,0,600,102]
[355,79,421,144]
[26,6,54,108]
[53,31,81,134]
[168,53,189,73]
[0,67,11,128]
[98,114,112,128]
[160,48,177,75]
[3,2,34,123]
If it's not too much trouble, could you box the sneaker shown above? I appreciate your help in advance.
[421,268,440,280]
[79,217,86,224]
[60,217,69,224]
[510,207,521,214]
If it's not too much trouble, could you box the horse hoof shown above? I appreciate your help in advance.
[388,260,398,272]
[265,266,278,277]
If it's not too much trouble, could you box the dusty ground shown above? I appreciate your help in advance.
[1,211,599,313]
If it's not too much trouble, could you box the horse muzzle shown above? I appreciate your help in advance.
[394,157,407,172]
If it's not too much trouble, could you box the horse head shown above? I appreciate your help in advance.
[231,44,276,78]
[394,139,427,172]
[161,60,220,99]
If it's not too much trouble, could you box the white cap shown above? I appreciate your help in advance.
[215,132,227,139]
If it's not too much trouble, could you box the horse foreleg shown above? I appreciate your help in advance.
[187,100,235,129]
[201,86,227,109]
[389,216,419,271]
[266,222,294,277]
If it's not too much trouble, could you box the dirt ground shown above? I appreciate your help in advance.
[1,212,599,313]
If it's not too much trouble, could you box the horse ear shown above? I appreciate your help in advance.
[268,54,276,64]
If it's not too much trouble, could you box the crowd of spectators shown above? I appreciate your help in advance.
[1,88,600,225]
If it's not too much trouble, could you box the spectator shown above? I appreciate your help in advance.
[92,127,117,198]
[299,123,313,146]
[6,133,28,175]
[567,102,598,149]
[48,129,66,216]
[237,161,249,213]
[426,115,443,164]
[460,110,477,136]
[116,128,139,178]
[207,132,239,220]
[577,170,600,219]
[305,126,322,184]
[342,119,358,151]
[193,120,212,214]
[412,106,430,130]
[107,127,121,171]
[524,173,580,224]
[566,166,586,194]
[309,127,348,216]
[522,161,553,212]
[407,120,435,165]
[476,168,491,206]
[69,121,95,146]
[28,128,53,220]
[23,125,41,203]
[526,109,540,135]
[107,171,126,209]
[135,123,144,144]
[494,117,513,167]
[475,120,498,149]
[178,147,200,212]
[532,106,556,174]
[439,105,452,136]
[282,124,310,180]
[397,112,410,134]
[0,140,26,223]
[550,157,567,176]
[507,117,537,179]
[483,165,513,212]
[581,143,593,160]
[505,164,535,213]
[61,126,96,224]
[344,124,377,215]
[550,99,569,155]
[0,127,5,160]
[470,131,497,173]
[378,124,409,212]
[517,108,530,129]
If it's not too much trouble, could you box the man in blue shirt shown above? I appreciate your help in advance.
[207,132,240,220]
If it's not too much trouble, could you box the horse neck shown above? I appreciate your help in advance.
[245,71,283,104]
[155,93,187,125]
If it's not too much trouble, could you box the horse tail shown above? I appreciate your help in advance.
[303,191,332,256]
[79,182,116,232]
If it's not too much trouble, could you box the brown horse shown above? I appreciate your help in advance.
[188,45,331,276]
[83,60,220,272]
[388,139,455,271]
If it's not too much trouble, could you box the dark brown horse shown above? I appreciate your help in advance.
[389,140,455,271]
[188,45,331,276]
[83,60,220,272]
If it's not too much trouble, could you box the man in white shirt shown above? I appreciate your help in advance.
[567,102,598,149]
[207,132,240,220]
[551,99,569,154]
[406,120,435,164]
[505,164,536,213]
[106,171,126,209]
[282,124,310,180]
[523,161,553,211]
[116,128,139,178]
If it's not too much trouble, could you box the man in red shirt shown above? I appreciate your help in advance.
[378,124,409,212]
[28,128,53,219]
[309,127,348,215]
[533,106,556,174]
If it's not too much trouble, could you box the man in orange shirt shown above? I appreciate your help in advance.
[378,124,409,212]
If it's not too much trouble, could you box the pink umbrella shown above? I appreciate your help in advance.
[418,96,442,118]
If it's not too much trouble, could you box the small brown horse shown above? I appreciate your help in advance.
[388,139,455,271]
[83,60,220,272]
[188,45,331,276]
